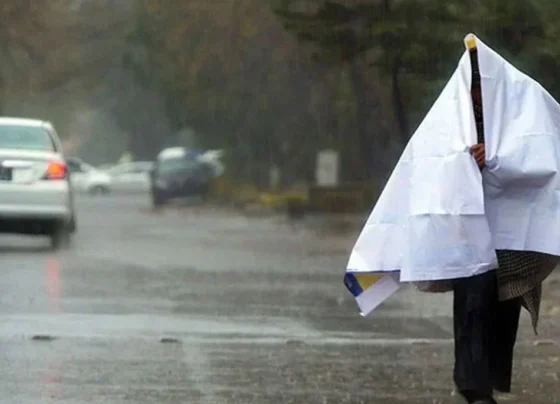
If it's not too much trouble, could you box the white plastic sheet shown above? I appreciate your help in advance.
[345,34,560,314]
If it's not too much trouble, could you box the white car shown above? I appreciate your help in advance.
[97,163,115,172]
[67,157,112,195]
[106,161,154,193]
[0,117,76,249]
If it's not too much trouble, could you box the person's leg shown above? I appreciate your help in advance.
[491,297,522,393]
[453,271,497,402]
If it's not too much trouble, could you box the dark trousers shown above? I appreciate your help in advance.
[453,271,522,402]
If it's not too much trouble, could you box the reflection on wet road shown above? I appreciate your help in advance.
[0,195,558,403]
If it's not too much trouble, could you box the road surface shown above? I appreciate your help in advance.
[0,195,558,403]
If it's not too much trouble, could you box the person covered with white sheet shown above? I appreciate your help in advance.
[344,34,559,404]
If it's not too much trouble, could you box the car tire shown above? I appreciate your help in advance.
[50,222,71,250]
[69,213,77,234]
[89,185,109,196]
[152,191,165,208]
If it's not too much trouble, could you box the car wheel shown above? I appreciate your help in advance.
[152,191,165,208]
[50,222,71,250]
[68,213,77,233]
[89,185,109,195]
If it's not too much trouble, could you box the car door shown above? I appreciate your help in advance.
[110,163,151,193]
[128,163,152,193]
[109,164,135,192]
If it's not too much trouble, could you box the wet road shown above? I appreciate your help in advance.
[1,195,558,403]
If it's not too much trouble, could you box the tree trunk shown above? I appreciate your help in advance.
[391,59,410,144]
[348,62,374,180]
[0,75,4,115]
[383,0,390,11]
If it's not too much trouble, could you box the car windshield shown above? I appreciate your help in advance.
[158,157,196,174]
[0,125,55,151]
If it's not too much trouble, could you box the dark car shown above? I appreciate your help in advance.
[150,149,214,207]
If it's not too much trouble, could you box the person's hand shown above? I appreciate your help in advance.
[470,143,486,169]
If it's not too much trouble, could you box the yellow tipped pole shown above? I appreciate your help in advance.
[465,35,477,50]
